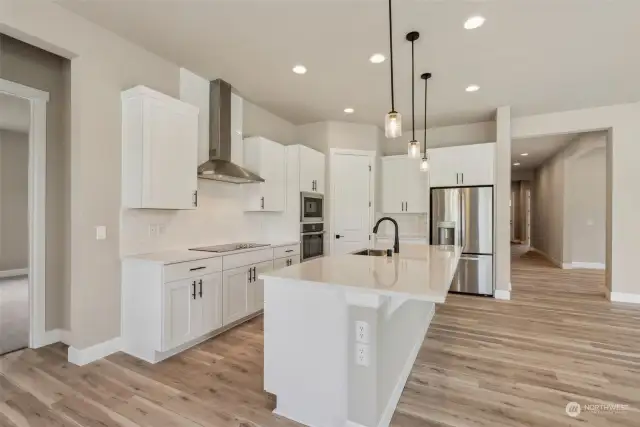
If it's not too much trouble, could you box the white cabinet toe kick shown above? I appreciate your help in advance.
[122,244,299,364]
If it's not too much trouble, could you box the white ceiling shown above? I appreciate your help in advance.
[511,134,576,170]
[0,93,30,133]
[56,0,640,128]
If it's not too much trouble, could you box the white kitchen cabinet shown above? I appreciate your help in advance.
[162,278,196,351]
[244,137,286,212]
[428,143,495,188]
[382,156,428,214]
[122,86,199,209]
[222,265,251,325]
[199,273,223,335]
[273,255,300,270]
[296,145,325,194]
[249,260,274,314]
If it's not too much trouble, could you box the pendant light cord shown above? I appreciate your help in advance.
[423,76,428,156]
[411,38,415,141]
[388,0,395,112]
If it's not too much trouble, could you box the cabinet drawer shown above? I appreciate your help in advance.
[273,244,300,259]
[163,257,222,283]
[223,248,273,270]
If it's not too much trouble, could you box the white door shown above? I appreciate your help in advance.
[222,266,251,325]
[313,150,326,194]
[199,273,223,335]
[300,146,325,194]
[382,157,406,213]
[142,97,198,209]
[332,153,372,255]
[249,260,273,314]
[264,141,286,211]
[162,278,197,350]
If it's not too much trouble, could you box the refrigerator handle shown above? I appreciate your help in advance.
[459,190,466,248]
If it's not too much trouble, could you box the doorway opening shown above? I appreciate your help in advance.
[0,78,49,354]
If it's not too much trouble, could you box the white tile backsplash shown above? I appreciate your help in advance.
[374,213,429,239]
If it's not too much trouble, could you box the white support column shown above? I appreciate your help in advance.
[495,106,512,300]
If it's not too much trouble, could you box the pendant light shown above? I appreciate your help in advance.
[420,72,432,172]
[406,31,420,158]
[384,0,402,138]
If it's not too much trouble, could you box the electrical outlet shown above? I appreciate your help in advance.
[356,343,370,367]
[149,224,158,237]
[355,321,369,344]
[95,226,107,240]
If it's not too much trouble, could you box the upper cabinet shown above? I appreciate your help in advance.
[244,137,286,212]
[122,86,199,209]
[428,142,496,188]
[297,145,325,194]
[382,156,428,214]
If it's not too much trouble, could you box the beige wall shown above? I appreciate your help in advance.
[1,0,181,348]
[243,99,297,145]
[531,151,565,265]
[567,147,606,264]
[381,121,496,155]
[0,34,70,330]
[0,130,28,272]
[495,107,511,293]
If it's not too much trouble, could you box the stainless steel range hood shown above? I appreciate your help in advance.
[197,79,264,184]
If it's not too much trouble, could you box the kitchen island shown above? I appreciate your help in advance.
[260,244,461,427]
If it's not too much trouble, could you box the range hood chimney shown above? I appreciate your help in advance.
[197,79,264,184]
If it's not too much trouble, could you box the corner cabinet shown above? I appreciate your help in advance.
[428,143,496,188]
[244,137,286,212]
[122,86,199,209]
[382,156,428,214]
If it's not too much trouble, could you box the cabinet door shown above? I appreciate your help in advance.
[458,143,495,186]
[427,147,459,188]
[273,257,288,270]
[405,158,429,213]
[162,278,197,350]
[249,260,273,314]
[222,266,251,325]
[300,146,324,194]
[289,256,300,266]
[142,97,198,209]
[198,273,223,335]
[263,141,286,211]
[382,157,406,213]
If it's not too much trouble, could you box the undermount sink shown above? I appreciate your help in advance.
[352,249,392,257]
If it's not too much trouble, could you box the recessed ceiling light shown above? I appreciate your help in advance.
[369,53,386,64]
[521,153,529,156]
[464,16,485,30]
[513,162,521,166]
[344,108,355,114]
[466,84,480,92]
[292,65,307,75]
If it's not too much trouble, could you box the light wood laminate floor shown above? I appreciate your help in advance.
[1,249,639,426]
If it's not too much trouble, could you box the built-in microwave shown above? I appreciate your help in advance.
[300,192,324,223]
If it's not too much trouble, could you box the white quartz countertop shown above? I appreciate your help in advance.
[124,241,300,264]
[260,244,462,303]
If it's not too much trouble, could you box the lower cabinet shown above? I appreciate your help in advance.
[222,260,273,325]
[273,255,300,270]
[162,273,222,351]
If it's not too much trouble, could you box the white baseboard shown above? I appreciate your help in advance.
[610,292,640,304]
[0,268,28,278]
[376,305,435,427]
[572,262,606,270]
[494,289,511,300]
[68,336,122,366]
[33,328,62,348]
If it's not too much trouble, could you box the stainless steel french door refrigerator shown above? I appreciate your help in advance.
[430,186,494,296]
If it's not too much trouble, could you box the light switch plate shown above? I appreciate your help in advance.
[96,226,107,240]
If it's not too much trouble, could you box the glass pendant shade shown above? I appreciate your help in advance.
[385,111,402,138]
[420,156,429,172]
[408,140,420,158]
